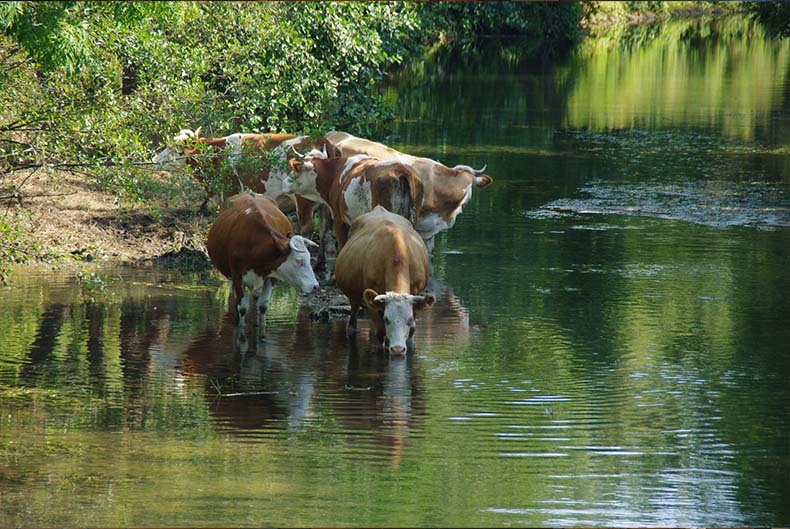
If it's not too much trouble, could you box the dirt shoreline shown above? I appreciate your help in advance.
[1,169,354,317]
[2,169,211,265]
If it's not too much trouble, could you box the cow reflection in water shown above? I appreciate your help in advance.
[182,283,471,468]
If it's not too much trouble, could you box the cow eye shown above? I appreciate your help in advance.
[408,317,415,325]
[384,317,391,325]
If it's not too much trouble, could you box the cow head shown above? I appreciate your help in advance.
[269,234,320,294]
[415,163,492,240]
[278,143,329,202]
[363,289,436,356]
[449,163,492,195]
[153,127,202,166]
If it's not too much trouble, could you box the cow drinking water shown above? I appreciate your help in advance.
[206,192,320,333]
[334,206,435,356]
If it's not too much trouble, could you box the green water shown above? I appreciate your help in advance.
[2,16,790,527]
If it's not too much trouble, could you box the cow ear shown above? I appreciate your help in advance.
[413,293,436,311]
[274,234,291,255]
[289,158,304,173]
[475,175,492,188]
[363,289,385,311]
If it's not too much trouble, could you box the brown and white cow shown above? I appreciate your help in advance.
[334,206,435,356]
[323,131,492,255]
[206,192,319,331]
[282,153,423,252]
[154,128,331,238]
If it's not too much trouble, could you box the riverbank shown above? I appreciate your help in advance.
[1,167,212,282]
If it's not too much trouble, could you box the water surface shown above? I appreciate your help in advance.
[2,16,790,527]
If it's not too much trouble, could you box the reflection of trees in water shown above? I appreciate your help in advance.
[9,272,473,466]
[20,303,69,378]
[12,289,209,430]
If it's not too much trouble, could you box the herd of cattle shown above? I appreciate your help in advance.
[153,129,493,356]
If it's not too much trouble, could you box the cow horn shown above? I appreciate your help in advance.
[289,235,318,251]
[473,164,487,175]
[194,126,202,138]
[289,145,306,159]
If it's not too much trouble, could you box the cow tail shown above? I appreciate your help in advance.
[403,167,423,225]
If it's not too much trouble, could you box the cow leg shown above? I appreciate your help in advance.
[295,196,316,238]
[334,221,350,253]
[424,236,435,257]
[369,311,386,349]
[348,299,360,336]
[255,278,274,339]
[199,196,211,215]
[315,206,335,273]
[231,270,248,327]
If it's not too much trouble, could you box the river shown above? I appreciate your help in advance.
[1,16,789,527]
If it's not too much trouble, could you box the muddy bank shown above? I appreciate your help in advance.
[1,169,354,315]
[1,169,211,266]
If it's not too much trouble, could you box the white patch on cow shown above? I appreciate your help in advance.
[340,155,371,184]
[264,140,317,200]
[174,129,197,142]
[154,128,198,166]
[269,235,319,293]
[244,207,252,215]
[342,176,373,224]
[459,181,474,208]
[375,292,418,355]
[305,148,328,159]
[415,212,451,243]
[373,160,400,168]
[224,133,257,167]
[281,154,321,203]
[264,167,292,199]
[281,135,309,149]
[153,145,186,166]
[414,181,472,244]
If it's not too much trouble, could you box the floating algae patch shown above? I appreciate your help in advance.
[536,181,790,229]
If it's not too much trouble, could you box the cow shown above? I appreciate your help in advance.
[323,131,493,255]
[283,152,424,253]
[334,206,435,356]
[153,128,332,240]
[206,192,320,333]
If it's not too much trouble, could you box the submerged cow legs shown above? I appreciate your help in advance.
[253,278,275,338]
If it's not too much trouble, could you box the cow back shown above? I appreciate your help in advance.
[335,206,430,301]
[206,193,292,279]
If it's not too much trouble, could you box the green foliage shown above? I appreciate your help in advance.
[0,2,420,207]
[0,219,26,284]
[417,2,583,57]
[748,1,790,37]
